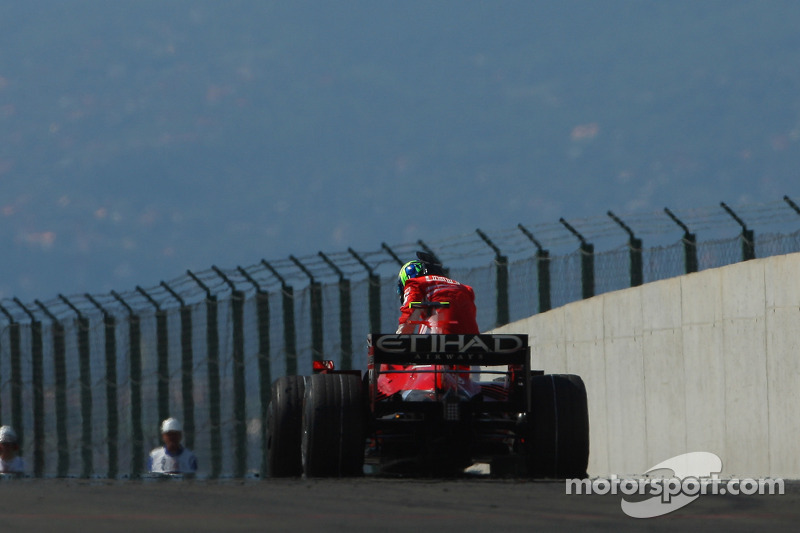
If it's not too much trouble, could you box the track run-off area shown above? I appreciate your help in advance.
[0,477,797,532]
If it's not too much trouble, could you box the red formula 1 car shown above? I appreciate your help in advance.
[268,303,589,478]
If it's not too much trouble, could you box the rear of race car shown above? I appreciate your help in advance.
[268,333,589,479]
[367,333,533,476]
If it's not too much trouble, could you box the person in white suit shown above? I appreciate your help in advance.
[147,417,197,475]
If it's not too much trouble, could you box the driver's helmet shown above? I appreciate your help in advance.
[397,260,426,296]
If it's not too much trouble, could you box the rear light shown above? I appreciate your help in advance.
[313,360,335,372]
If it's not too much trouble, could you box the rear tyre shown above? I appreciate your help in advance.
[525,374,589,479]
[302,373,365,477]
[267,375,306,477]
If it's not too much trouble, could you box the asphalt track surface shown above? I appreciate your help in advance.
[1,476,799,532]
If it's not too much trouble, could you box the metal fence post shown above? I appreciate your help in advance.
[290,255,324,364]
[85,294,118,479]
[137,286,170,425]
[665,208,698,274]
[518,224,551,313]
[476,229,509,327]
[417,240,449,277]
[34,299,70,477]
[0,304,22,448]
[57,295,94,478]
[13,298,44,477]
[784,195,800,216]
[262,260,297,377]
[608,211,644,287]
[112,290,144,477]
[237,266,272,478]
[721,202,755,261]
[559,219,595,299]
[381,242,404,267]
[160,281,195,451]
[319,252,352,370]
[349,248,381,334]
[186,271,222,479]
[212,266,247,479]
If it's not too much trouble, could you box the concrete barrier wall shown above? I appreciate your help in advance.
[493,252,800,478]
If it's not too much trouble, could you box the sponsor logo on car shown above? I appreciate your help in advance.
[370,334,526,354]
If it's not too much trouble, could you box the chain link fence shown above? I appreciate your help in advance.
[1,198,799,478]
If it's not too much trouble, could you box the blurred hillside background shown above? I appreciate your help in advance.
[1,0,799,302]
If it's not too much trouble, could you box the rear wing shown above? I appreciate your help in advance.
[368,333,529,367]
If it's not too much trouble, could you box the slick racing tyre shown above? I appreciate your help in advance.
[302,373,365,477]
[525,374,589,479]
[267,375,307,477]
